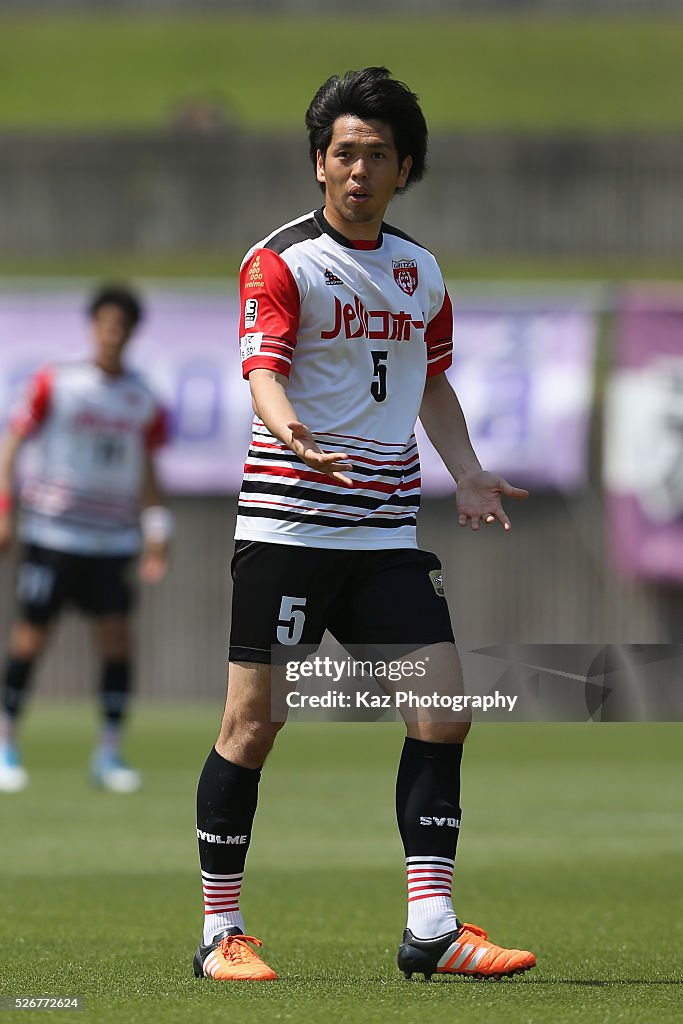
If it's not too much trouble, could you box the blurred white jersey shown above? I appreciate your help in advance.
[236,208,453,549]
[11,362,166,555]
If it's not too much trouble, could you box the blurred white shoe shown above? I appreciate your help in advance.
[90,750,141,793]
[0,743,29,793]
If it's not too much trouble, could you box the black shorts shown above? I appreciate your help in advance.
[228,540,455,664]
[16,543,134,626]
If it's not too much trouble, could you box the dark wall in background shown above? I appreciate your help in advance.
[4,133,683,260]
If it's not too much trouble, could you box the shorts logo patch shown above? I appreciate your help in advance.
[393,258,418,296]
[244,298,258,328]
[429,569,445,597]
[240,332,264,361]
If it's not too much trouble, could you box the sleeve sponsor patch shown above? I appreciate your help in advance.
[240,332,264,361]
[244,298,258,328]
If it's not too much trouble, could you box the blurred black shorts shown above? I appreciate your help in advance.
[16,543,134,625]
[228,540,455,664]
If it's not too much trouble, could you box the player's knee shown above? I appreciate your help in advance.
[10,622,47,660]
[96,617,130,658]
[219,717,283,767]
[410,719,472,744]
[446,720,471,743]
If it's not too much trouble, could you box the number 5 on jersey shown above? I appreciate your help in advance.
[277,595,307,644]
[370,351,388,403]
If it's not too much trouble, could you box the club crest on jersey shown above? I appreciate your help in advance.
[393,259,418,296]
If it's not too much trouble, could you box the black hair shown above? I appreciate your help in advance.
[305,66,428,193]
[88,284,143,328]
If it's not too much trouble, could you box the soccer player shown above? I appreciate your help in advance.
[0,284,171,794]
[193,68,536,982]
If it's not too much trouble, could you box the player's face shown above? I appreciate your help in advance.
[316,116,412,239]
[91,304,134,371]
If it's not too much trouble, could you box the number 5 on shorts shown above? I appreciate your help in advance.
[276,595,307,645]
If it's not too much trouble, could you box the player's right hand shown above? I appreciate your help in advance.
[287,420,354,488]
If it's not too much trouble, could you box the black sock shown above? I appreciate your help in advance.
[396,738,464,937]
[196,746,262,941]
[196,746,261,876]
[396,737,463,860]
[100,659,131,725]
[2,657,34,720]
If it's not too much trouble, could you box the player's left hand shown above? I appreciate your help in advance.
[138,542,168,583]
[456,470,528,532]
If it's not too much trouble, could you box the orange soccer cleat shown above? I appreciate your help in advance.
[398,921,536,981]
[193,927,278,981]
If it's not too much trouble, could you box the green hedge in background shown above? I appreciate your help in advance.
[2,15,683,131]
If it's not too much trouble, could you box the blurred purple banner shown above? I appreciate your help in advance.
[422,300,596,493]
[0,287,597,494]
[605,287,683,582]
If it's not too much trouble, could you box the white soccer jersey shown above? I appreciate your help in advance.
[236,208,453,549]
[11,362,166,555]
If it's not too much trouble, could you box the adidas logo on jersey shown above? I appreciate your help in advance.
[324,268,344,286]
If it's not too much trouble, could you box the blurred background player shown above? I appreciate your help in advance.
[0,284,171,794]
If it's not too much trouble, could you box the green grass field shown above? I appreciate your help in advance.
[0,708,681,1023]
[2,15,683,132]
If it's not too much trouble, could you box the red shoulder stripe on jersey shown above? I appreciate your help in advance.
[427,355,453,377]
[261,339,294,354]
[242,354,291,377]
[239,248,300,380]
[10,366,53,436]
[425,287,453,378]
